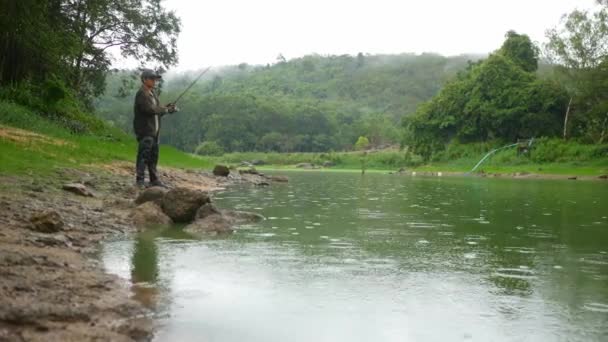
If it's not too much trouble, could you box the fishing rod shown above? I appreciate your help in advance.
[169,66,211,106]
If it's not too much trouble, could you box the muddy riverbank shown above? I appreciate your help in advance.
[0,163,268,341]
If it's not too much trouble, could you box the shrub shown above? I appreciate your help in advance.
[195,141,224,156]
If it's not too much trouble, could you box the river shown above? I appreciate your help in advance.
[103,172,608,341]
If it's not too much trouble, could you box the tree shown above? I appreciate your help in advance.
[65,0,181,101]
[545,9,608,69]
[355,136,370,150]
[403,31,569,158]
[499,31,539,72]
[195,141,224,156]
[545,8,608,142]
[0,0,181,106]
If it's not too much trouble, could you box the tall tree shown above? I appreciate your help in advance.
[0,0,180,107]
[499,31,539,72]
[545,8,608,142]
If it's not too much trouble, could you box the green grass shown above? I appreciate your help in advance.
[0,101,212,175]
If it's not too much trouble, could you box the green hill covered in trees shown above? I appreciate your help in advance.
[96,53,479,153]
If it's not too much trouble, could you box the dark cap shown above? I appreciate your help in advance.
[141,69,162,80]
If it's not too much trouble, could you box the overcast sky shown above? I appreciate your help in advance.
[160,0,598,70]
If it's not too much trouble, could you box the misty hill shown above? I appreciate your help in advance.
[97,53,482,153]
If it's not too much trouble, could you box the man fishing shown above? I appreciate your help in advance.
[133,69,178,188]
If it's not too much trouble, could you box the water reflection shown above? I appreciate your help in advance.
[130,231,160,308]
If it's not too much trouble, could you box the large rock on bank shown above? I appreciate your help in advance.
[132,202,173,227]
[161,187,210,222]
[213,165,230,177]
[134,186,168,206]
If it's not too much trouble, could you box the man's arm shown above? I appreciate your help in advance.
[135,90,167,116]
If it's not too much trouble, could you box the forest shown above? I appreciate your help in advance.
[95,53,478,153]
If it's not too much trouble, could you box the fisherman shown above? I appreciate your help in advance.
[133,69,178,188]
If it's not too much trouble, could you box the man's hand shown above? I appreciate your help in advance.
[166,103,179,114]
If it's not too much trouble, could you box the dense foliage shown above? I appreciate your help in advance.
[403,32,570,159]
[0,0,180,133]
[545,6,608,143]
[96,53,476,152]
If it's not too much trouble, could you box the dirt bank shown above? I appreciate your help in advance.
[0,164,245,341]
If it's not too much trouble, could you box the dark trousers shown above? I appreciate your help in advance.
[136,136,159,183]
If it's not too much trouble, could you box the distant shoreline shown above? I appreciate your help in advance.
[252,166,608,181]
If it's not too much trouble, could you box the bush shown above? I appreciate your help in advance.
[0,81,127,140]
[195,141,224,156]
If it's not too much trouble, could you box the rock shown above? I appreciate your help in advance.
[132,202,172,226]
[195,203,221,220]
[62,183,94,197]
[239,167,259,175]
[599,174,608,180]
[251,159,265,166]
[185,210,264,235]
[184,214,234,234]
[30,210,64,233]
[213,165,230,177]
[240,161,254,167]
[161,187,210,223]
[268,175,289,183]
[221,210,266,224]
[295,163,315,169]
[134,186,168,206]
[322,161,335,167]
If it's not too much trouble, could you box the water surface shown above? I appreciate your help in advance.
[103,172,608,341]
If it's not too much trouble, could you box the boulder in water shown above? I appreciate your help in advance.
[195,203,221,220]
[161,187,210,223]
[132,202,172,227]
[221,210,265,224]
[268,175,289,183]
[184,214,234,234]
[185,209,264,235]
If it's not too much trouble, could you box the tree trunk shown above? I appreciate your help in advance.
[599,112,608,144]
[563,97,572,140]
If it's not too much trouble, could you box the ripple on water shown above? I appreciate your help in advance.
[464,252,477,259]
[504,246,537,255]
[407,221,437,229]
[583,302,608,313]
[579,255,608,266]
[494,267,537,280]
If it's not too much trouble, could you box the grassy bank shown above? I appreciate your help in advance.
[0,101,212,175]
[215,140,608,176]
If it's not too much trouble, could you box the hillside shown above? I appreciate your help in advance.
[95,53,480,153]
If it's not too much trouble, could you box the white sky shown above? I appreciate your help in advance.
[159,0,597,70]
